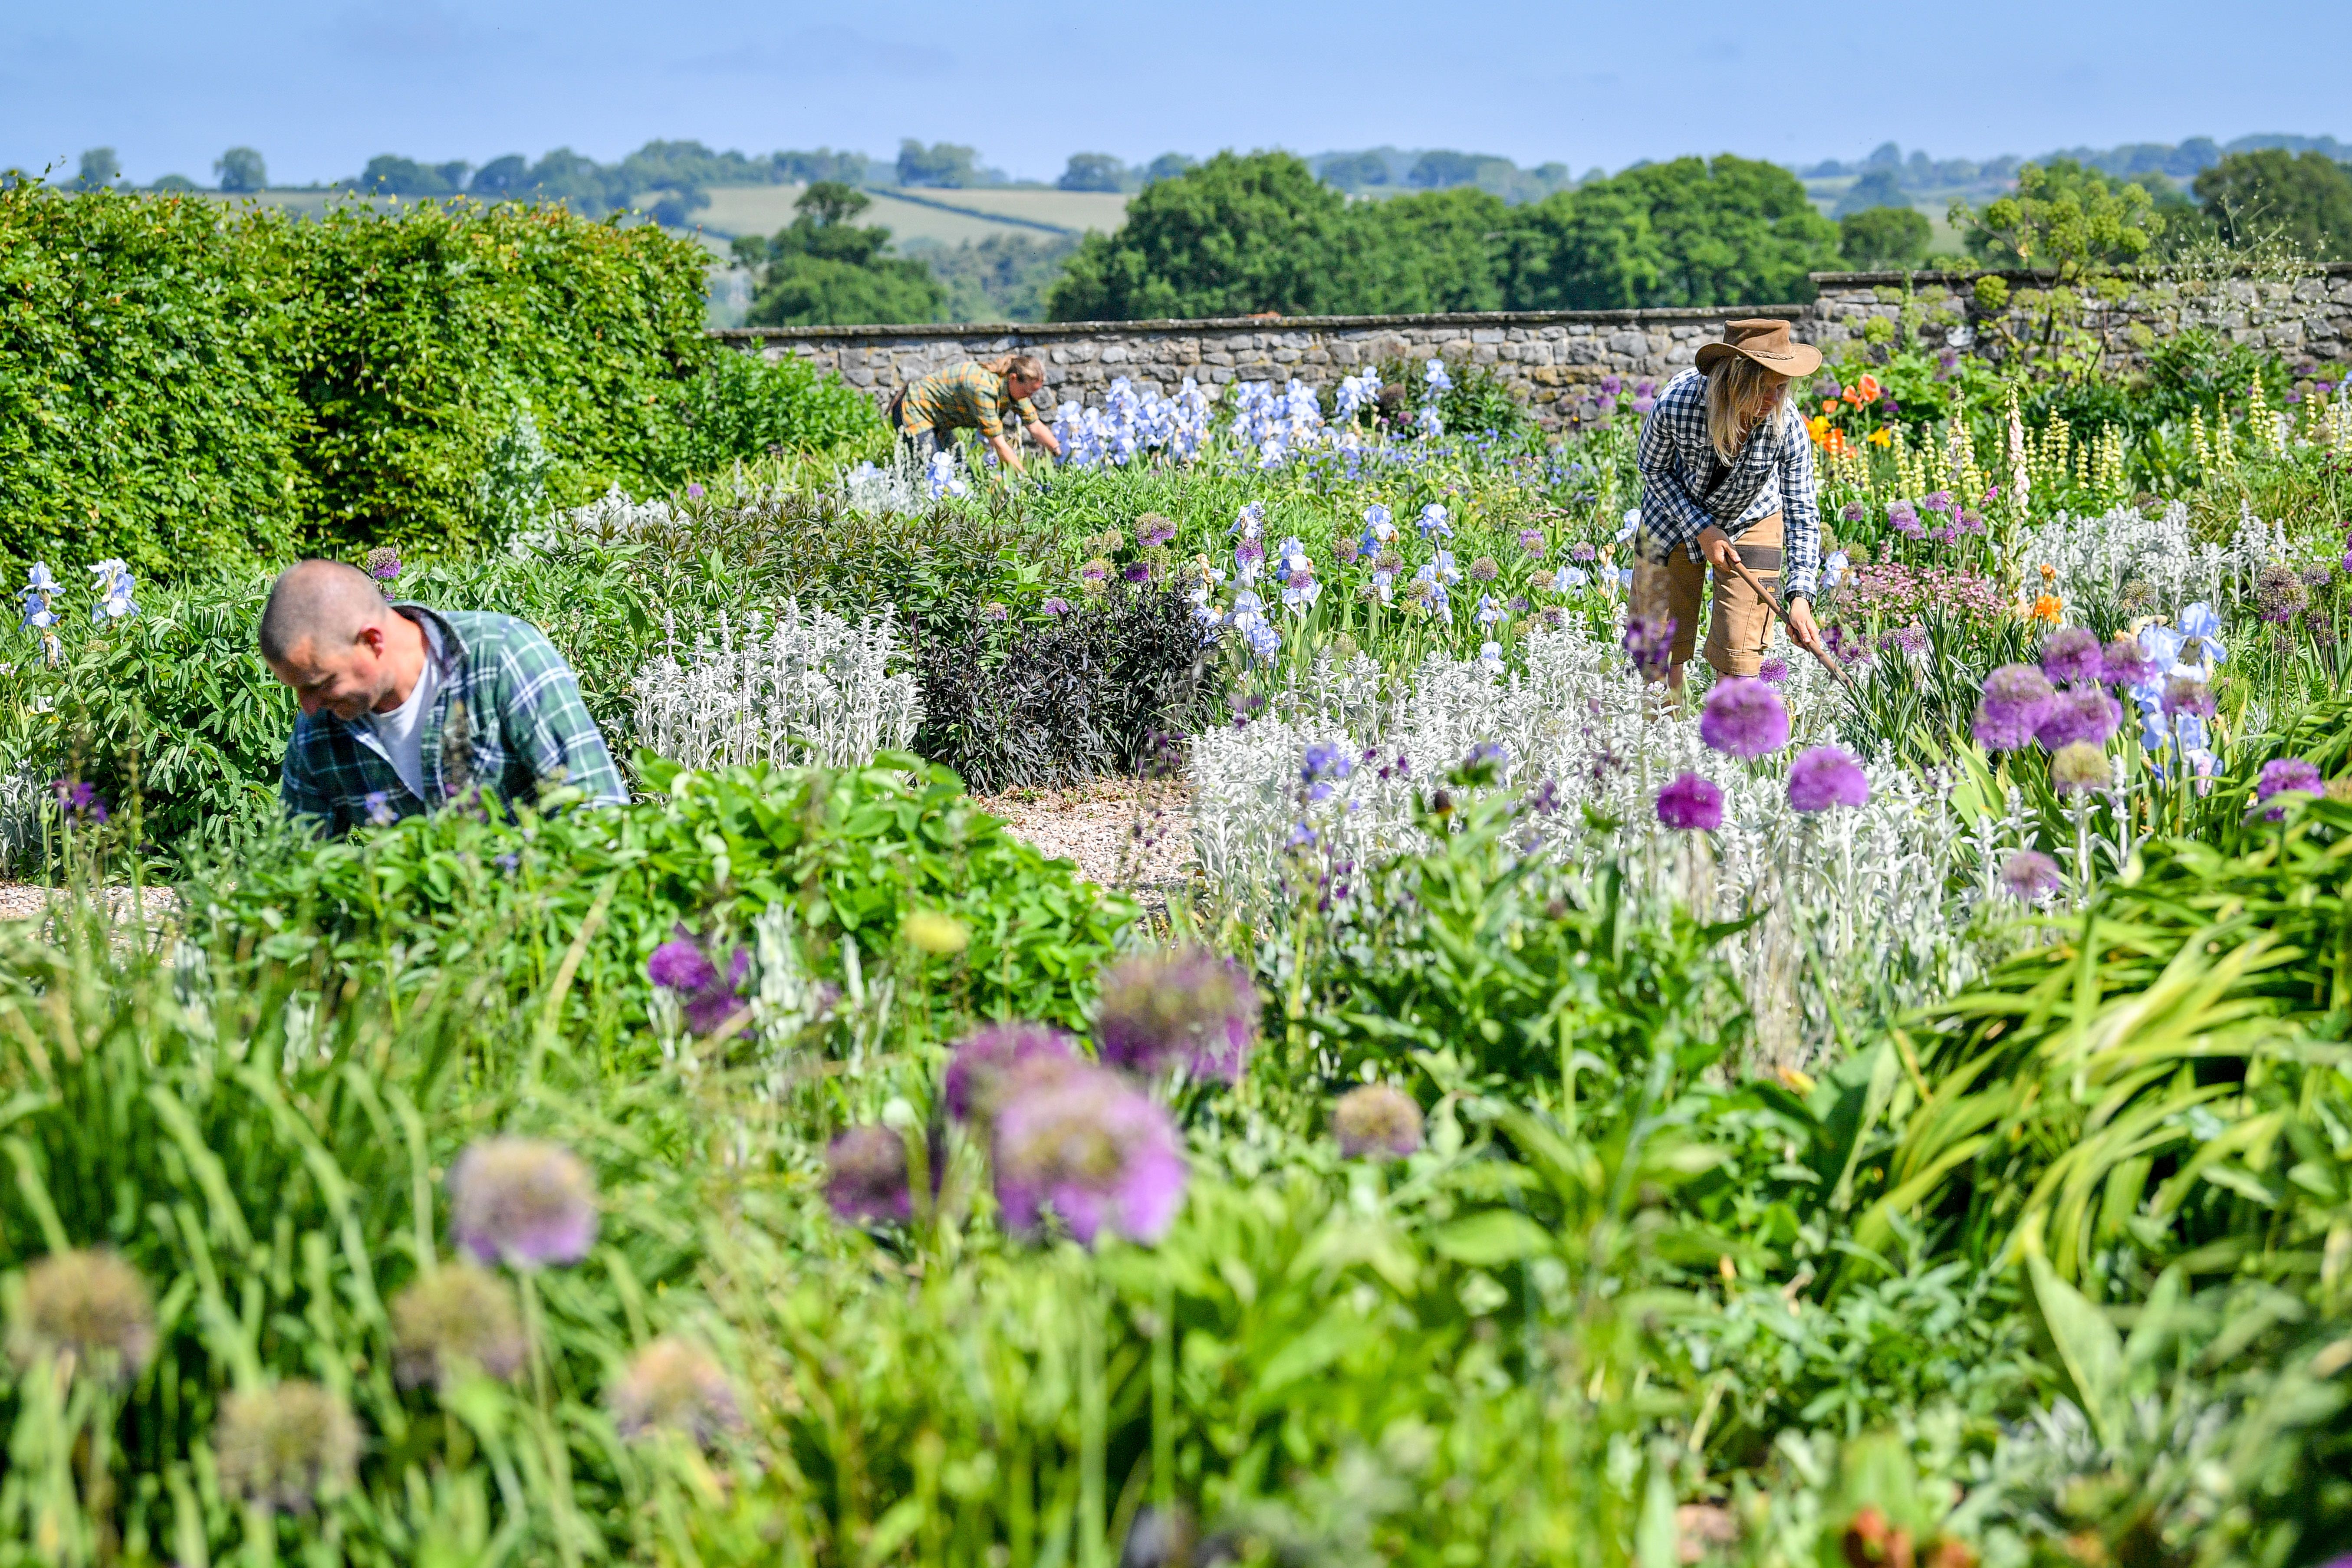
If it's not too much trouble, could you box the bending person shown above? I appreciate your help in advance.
[1630,319,1830,690]
[889,352,1063,473]
[259,559,626,836]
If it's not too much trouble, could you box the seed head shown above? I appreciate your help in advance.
[214,1382,361,1513]
[2161,676,2216,720]
[1332,1084,1423,1159]
[1468,556,1500,583]
[1093,948,1257,1083]
[1999,849,2063,902]
[391,1263,525,1390]
[2049,742,2111,793]
[447,1137,599,1269]
[993,1064,1187,1246]
[9,1248,156,1387]
[609,1338,742,1446]
[2255,562,2309,624]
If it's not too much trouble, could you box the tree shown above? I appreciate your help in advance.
[743,182,944,327]
[1349,187,1510,312]
[1957,159,2163,275]
[1495,185,1661,309]
[471,155,531,197]
[72,148,120,192]
[358,156,464,197]
[1839,207,1931,270]
[1059,154,1127,193]
[1595,155,1842,305]
[1833,167,1906,218]
[2195,149,2352,261]
[1408,151,1487,190]
[150,173,199,193]
[1319,152,1391,191]
[1141,153,1196,186]
[897,140,977,189]
[215,147,267,192]
[1046,151,1353,321]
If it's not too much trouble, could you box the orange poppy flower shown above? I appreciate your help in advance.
[2031,593,2063,623]
[1856,374,1882,402]
[1821,399,1839,415]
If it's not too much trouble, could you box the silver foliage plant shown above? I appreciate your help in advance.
[1190,627,2014,1062]
[2022,499,2287,615]
[629,602,920,771]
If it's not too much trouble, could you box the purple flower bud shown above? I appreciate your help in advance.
[2039,626,2105,685]
[2253,756,2323,819]
[1699,678,1789,759]
[1786,745,1870,812]
[993,1064,1187,1246]
[447,1137,599,1269]
[2000,849,2062,901]
[1973,664,2056,753]
[944,1022,1077,1126]
[1094,948,1257,1083]
[1656,772,1723,831]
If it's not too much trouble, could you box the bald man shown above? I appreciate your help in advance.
[260,560,625,835]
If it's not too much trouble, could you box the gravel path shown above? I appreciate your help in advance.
[973,777,1195,911]
[0,882,181,930]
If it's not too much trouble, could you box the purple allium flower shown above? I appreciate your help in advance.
[1043,596,1073,616]
[15,1249,156,1387]
[824,1125,911,1224]
[1600,375,1624,396]
[447,1137,599,1269]
[686,482,705,500]
[1887,501,1922,538]
[984,600,1013,619]
[1570,542,1597,563]
[944,1022,1077,1126]
[1082,559,1112,583]
[2049,741,2111,793]
[993,1064,1187,1246]
[1999,849,2063,902]
[1468,555,1500,583]
[2253,756,2324,819]
[51,779,108,825]
[2255,563,2309,624]
[214,1383,360,1514]
[1699,678,1789,759]
[1332,1083,1423,1158]
[363,546,402,582]
[1094,948,1257,1083]
[1922,490,1954,515]
[1122,562,1153,584]
[1135,513,1177,549]
[1657,772,1724,831]
[1631,395,1656,414]
[1973,664,2057,753]
[2100,635,2156,689]
[1757,656,1791,685]
[391,1263,525,1390]
[2039,626,2106,685]
[610,1338,742,1446]
[1517,529,1547,556]
[2035,687,2122,750]
[1878,623,1927,659]
[2161,676,2216,720]
[1841,502,1868,523]
[647,926,751,1034]
[647,933,715,992]
[1623,612,1678,680]
[1787,746,1870,812]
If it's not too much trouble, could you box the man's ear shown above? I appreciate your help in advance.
[354,622,387,655]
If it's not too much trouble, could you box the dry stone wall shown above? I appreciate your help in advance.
[713,265,2352,428]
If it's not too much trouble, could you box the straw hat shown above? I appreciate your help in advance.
[1694,318,1822,378]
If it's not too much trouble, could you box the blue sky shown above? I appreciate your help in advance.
[5,0,2345,186]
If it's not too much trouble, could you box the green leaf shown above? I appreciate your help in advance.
[1431,1210,1553,1266]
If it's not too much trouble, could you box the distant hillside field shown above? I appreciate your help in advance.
[690,184,1128,247]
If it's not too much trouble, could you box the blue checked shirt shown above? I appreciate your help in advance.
[280,605,627,836]
[1634,368,1822,601]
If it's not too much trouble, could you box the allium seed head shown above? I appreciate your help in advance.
[1656,772,1724,831]
[1332,1084,1423,1159]
[1999,850,2063,902]
[1093,948,1257,1083]
[1469,556,1500,582]
[9,1248,156,1386]
[214,1382,361,1513]
[2049,742,2112,793]
[1699,678,1789,759]
[2161,676,2217,720]
[824,1125,911,1224]
[944,1022,1076,1126]
[2255,562,2309,624]
[1786,746,1870,812]
[1973,664,2056,753]
[993,1064,1187,1246]
[391,1263,525,1390]
[610,1338,742,1446]
[447,1137,599,1269]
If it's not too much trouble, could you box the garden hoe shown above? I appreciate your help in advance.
[1718,553,1854,689]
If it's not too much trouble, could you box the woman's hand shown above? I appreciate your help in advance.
[1786,596,1829,661]
[1695,525,1737,569]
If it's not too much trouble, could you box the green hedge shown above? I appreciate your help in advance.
[0,184,878,577]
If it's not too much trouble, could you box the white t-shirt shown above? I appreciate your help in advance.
[361,616,443,802]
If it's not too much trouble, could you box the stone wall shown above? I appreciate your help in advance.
[713,265,2352,428]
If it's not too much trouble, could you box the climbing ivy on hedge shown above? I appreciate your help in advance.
[0,182,860,577]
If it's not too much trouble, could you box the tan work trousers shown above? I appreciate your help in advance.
[1629,512,1783,677]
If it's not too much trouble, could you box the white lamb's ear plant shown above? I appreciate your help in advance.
[628,601,920,771]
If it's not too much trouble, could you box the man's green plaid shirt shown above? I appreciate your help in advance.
[280,605,626,836]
